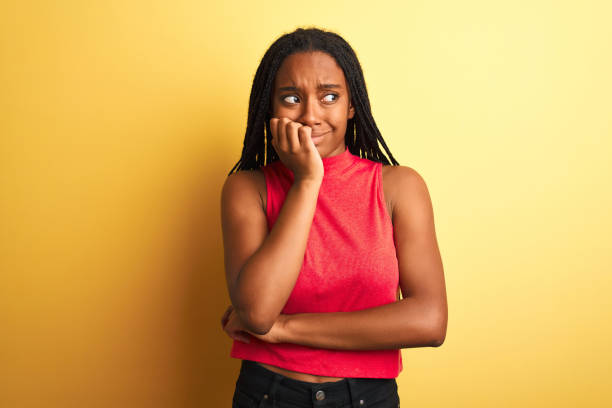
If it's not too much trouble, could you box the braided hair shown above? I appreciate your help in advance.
[228,27,400,175]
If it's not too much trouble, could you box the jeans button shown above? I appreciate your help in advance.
[315,390,326,400]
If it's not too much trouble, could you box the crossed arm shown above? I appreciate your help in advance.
[221,165,447,350]
[275,296,445,350]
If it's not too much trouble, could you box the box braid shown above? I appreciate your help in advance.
[228,27,400,175]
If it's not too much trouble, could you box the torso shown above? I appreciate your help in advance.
[245,163,398,383]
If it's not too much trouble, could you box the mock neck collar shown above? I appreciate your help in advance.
[321,146,354,174]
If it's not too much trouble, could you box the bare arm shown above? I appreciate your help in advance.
[278,297,441,349]
[221,171,321,335]
[222,116,325,335]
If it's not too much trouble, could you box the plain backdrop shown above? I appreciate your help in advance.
[1,0,611,407]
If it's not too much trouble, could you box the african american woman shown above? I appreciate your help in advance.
[220,27,447,408]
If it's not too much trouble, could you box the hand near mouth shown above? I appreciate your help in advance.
[270,117,324,183]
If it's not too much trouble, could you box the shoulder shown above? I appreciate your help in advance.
[221,168,266,212]
[381,164,431,222]
[382,164,426,187]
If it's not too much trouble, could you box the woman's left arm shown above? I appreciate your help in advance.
[270,166,448,350]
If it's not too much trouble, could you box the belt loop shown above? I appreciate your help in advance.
[346,378,361,408]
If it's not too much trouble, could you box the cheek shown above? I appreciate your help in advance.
[271,101,292,118]
[273,107,299,121]
[270,97,285,116]
[331,110,349,128]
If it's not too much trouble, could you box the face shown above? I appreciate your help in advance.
[270,51,355,158]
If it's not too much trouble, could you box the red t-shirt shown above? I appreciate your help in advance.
[230,146,403,378]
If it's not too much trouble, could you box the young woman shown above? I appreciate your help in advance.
[220,27,447,408]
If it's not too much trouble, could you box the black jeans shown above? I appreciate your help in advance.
[232,360,400,408]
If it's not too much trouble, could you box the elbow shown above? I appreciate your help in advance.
[429,311,447,347]
[232,281,277,335]
[235,305,276,335]
[430,331,446,347]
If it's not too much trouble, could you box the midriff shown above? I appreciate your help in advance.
[257,362,345,383]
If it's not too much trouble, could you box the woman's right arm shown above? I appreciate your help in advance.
[221,169,321,335]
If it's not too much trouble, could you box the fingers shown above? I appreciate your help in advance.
[224,326,250,343]
[286,121,302,152]
[269,117,290,153]
[220,305,233,328]
[277,117,291,152]
[220,307,251,343]
[234,331,251,343]
[297,125,313,151]
[270,117,312,153]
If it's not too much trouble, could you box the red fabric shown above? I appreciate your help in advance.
[230,146,403,378]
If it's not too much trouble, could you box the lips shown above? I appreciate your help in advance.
[311,130,331,137]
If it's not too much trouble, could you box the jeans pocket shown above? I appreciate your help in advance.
[367,388,401,408]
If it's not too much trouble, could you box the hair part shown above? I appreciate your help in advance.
[228,26,400,175]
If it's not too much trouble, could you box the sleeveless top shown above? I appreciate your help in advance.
[229,146,403,378]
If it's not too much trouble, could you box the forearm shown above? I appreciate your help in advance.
[279,297,446,350]
[236,179,321,333]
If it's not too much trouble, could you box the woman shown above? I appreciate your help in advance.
[220,27,447,408]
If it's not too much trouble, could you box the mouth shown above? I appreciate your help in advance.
[311,130,331,138]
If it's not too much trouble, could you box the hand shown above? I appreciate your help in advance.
[269,117,324,183]
[221,305,286,344]
[220,304,251,343]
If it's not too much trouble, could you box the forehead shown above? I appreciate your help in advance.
[274,51,347,88]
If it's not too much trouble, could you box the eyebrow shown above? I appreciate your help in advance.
[278,84,342,92]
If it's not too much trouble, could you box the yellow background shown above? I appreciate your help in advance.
[1,0,611,406]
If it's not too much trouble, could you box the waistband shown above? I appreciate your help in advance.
[236,359,397,406]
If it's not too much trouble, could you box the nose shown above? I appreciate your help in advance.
[297,95,321,127]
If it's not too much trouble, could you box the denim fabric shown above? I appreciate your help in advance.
[232,360,400,408]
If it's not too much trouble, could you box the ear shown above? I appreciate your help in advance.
[348,100,355,119]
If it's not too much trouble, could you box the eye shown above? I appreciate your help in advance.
[322,93,338,103]
[282,95,299,104]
